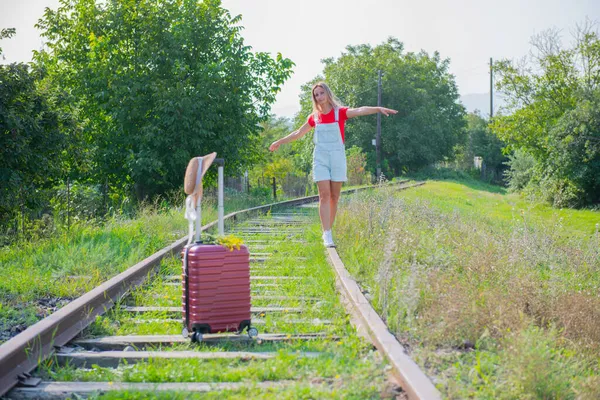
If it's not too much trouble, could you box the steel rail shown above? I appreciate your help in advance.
[325,183,440,399]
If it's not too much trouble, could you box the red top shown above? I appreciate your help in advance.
[307,107,349,143]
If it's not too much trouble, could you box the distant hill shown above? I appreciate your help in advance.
[460,93,507,117]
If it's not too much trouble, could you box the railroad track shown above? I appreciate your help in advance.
[0,181,440,399]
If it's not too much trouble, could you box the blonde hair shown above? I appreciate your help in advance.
[311,82,343,122]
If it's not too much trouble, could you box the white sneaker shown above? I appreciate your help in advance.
[322,230,335,247]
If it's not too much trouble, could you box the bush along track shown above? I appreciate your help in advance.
[9,207,409,399]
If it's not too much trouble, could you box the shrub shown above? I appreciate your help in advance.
[346,146,370,186]
[51,181,106,223]
[504,148,536,192]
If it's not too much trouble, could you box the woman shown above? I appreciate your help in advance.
[269,82,397,247]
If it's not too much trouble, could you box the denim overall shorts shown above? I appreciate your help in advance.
[312,108,347,182]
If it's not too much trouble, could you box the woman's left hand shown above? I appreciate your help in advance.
[379,107,398,116]
[269,141,281,152]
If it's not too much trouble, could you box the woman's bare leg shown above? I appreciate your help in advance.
[329,181,343,228]
[317,180,332,231]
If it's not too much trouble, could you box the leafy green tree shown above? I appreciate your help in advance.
[492,24,600,206]
[35,0,293,200]
[251,116,291,181]
[254,116,293,166]
[0,28,74,227]
[0,28,16,56]
[541,98,600,205]
[455,111,507,182]
[296,38,466,176]
[250,115,312,190]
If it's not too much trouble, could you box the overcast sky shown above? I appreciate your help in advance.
[1,0,598,117]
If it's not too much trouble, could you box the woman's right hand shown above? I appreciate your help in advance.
[379,107,398,116]
[269,141,281,152]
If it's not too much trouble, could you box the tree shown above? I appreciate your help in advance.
[456,111,507,182]
[492,22,600,206]
[295,38,466,176]
[0,28,73,228]
[0,28,16,57]
[250,116,297,183]
[254,116,294,167]
[35,0,294,200]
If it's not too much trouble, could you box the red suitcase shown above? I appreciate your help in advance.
[181,155,257,342]
[182,243,255,342]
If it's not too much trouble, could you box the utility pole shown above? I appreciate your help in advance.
[376,70,382,180]
[490,57,494,119]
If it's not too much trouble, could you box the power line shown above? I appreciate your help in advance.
[343,84,378,104]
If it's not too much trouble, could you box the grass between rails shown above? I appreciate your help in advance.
[335,179,600,399]
[36,209,393,399]
[0,192,289,343]
[83,385,388,400]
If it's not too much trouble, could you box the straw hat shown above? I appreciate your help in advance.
[184,152,217,204]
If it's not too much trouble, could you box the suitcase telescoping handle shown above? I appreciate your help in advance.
[184,158,225,335]
[214,158,225,236]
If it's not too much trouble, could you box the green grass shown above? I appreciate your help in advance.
[0,191,295,343]
[0,207,185,341]
[83,382,388,400]
[36,209,393,398]
[402,179,599,238]
[335,179,600,399]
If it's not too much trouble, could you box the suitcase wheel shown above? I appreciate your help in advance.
[191,331,203,343]
[248,327,258,339]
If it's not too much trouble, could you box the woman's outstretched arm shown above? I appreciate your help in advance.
[269,121,312,152]
[346,106,397,119]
